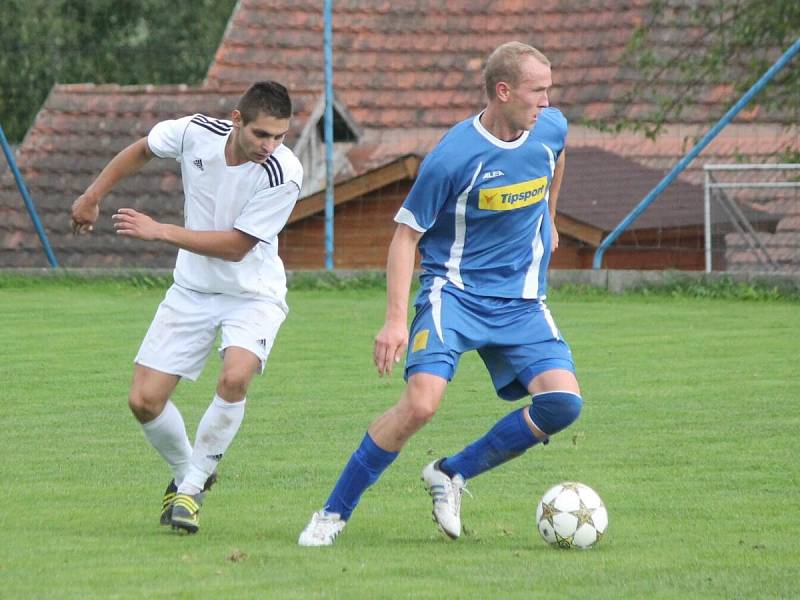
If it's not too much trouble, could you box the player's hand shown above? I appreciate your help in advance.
[551,227,559,252]
[71,194,100,235]
[112,208,164,241]
[373,319,408,377]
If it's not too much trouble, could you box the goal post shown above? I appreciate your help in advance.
[704,163,800,273]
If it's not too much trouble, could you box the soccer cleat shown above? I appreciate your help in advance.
[170,492,204,534]
[422,459,469,539]
[298,510,347,546]
[159,471,218,526]
[160,480,179,526]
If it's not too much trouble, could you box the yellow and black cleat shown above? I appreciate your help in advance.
[171,492,203,534]
[160,472,218,527]
[160,480,178,526]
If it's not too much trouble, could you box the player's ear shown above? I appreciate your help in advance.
[231,109,243,129]
[496,81,511,102]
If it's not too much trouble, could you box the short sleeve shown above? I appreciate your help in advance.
[532,108,568,157]
[234,181,300,243]
[147,116,193,159]
[394,152,454,232]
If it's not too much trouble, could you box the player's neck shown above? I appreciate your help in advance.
[479,107,524,142]
[224,132,248,166]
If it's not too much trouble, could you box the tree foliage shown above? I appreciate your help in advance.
[0,0,237,143]
[585,0,800,139]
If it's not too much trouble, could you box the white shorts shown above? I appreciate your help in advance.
[135,284,287,381]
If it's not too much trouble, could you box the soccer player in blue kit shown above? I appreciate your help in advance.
[299,42,582,546]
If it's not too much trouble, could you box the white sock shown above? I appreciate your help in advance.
[178,395,246,494]
[141,400,193,484]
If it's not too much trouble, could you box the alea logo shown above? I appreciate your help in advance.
[482,170,504,181]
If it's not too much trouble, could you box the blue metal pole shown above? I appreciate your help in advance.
[0,124,59,267]
[592,36,800,269]
[323,0,335,271]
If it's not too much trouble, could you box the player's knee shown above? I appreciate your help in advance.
[528,391,582,436]
[398,391,440,428]
[217,369,250,400]
[402,374,444,426]
[128,389,162,423]
[405,400,438,426]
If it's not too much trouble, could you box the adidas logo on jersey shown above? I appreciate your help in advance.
[482,170,504,180]
[193,158,204,171]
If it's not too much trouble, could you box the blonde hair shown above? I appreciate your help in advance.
[484,42,550,98]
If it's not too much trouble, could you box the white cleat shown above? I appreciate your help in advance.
[422,460,469,539]
[298,510,347,547]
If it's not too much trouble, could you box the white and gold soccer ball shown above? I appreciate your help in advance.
[536,482,608,549]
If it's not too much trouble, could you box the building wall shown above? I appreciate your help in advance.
[553,238,705,270]
[280,180,704,271]
[280,181,408,269]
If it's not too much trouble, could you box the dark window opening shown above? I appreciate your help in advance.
[317,108,358,143]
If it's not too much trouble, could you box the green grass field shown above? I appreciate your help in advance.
[1,278,798,599]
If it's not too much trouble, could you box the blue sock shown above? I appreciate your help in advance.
[324,432,398,521]
[440,408,538,480]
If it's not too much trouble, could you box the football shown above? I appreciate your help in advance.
[536,482,608,549]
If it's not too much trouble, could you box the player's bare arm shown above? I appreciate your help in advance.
[374,223,423,376]
[112,208,258,262]
[548,150,566,252]
[71,137,154,234]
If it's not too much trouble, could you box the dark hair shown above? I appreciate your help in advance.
[237,81,292,123]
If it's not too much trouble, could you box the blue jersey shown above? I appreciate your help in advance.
[396,108,567,299]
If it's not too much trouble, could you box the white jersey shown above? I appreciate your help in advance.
[147,114,303,306]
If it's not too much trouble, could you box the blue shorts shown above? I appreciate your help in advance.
[405,279,575,400]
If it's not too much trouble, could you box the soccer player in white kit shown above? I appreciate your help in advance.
[299,43,582,546]
[71,81,303,534]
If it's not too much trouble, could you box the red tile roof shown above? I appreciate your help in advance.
[207,0,794,128]
[2,1,797,268]
[0,84,316,268]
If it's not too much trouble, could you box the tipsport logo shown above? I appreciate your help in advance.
[478,176,548,211]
